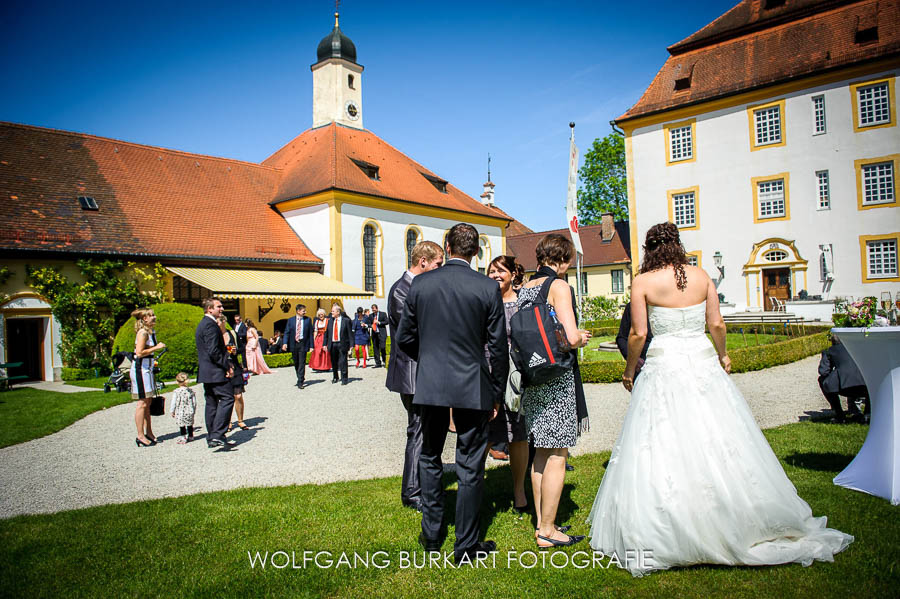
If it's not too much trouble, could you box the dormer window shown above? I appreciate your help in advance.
[674,77,691,91]
[77,196,98,210]
[855,27,878,44]
[764,0,785,9]
[421,172,448,193]
[351,158,379,180]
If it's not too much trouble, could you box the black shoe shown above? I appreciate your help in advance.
[207,438,236,449]
[418,532,441,552]
[135,437,153,448]
[536,534,584,549]
[403,498,423,512]
[332,379,339,384]
[298,383,306,389]
[341,380,349,385]
[454,541,496,564]
[565,462,575,472]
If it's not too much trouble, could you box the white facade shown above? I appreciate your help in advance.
[312,58,364,130]
[628,68,900,311]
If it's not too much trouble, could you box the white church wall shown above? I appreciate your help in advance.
[282,204,332,276]
[339,203,504,316]
[630,68,899,311]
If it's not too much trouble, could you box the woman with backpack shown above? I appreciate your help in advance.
[516,234,591,548]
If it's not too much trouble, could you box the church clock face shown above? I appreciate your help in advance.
[345,100,360,121]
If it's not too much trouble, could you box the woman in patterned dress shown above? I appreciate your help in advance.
[218,316,248,432]
[518,234,591,548]
[130,308,165,447]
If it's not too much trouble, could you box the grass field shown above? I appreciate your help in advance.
[0,422,894,598]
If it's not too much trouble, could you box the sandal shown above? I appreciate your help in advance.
[536,533,585,549]
[226,424,233,434]
[237,421,249,430]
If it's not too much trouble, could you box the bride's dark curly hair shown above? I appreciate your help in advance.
[640,222,689,291]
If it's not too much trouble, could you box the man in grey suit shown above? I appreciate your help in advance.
[386,240,444,512]
[195,297,235,449]
[396,224,508,563]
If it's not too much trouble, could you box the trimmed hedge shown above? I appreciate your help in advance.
[578,330,830,383]
[263,353,296,368]
[112,303,205,381]
[61,367,103,381]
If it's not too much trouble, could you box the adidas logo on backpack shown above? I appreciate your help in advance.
[528,352,547,367]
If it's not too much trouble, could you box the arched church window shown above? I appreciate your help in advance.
[477,236,491,274]
[406,228,420,269]
[348,74,355,89]
[363,224,377,292]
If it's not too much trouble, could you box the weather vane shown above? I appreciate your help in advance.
[487,153,491,183]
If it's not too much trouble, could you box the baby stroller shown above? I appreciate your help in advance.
[104,351,133,393]
[103,348,167,393]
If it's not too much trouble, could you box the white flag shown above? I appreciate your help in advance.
[566,131,583,255]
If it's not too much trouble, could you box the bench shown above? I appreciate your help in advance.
[0,361,28,390]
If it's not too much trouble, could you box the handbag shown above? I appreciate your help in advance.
[149,394,165,416]
[505,356,523,413]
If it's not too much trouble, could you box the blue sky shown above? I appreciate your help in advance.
[0,0,738,231]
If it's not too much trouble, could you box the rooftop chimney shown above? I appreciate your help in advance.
[601,213,615,241]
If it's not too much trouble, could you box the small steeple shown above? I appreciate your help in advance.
[480,153,495,206]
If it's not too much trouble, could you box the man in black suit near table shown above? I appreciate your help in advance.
[282,304,313,389]
[818,337,870,423]
[396,223,508,563]
[386,240,444,512]
[326,303,352,385]
[233,314,248,368]
[195,297,235,449]
[367,303,389,368]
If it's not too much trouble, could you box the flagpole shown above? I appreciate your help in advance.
[567,122,584,361]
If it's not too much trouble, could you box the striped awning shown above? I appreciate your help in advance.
[166,266,373,300]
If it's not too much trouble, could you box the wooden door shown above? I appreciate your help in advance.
[6,318,44,381]
[763,268,791,307]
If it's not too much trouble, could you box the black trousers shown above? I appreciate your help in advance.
[329,345,348,381]
[400,393,423,504]
[371,331,387,366]
[292,346,307,385]
[419,405,489,553]
[820,383,870,421]
[203,381,235,442]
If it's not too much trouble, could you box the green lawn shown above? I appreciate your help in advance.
[0,386,139,449]
[0,422,893,598]
[584,333,791,362]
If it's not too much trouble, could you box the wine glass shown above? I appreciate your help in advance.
[881,292,892,312]
[896,291,900,312]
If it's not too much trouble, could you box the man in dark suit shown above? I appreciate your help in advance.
[396,223,507,563]
[818,337,870,423]
[616,300,653,379]
[367,303,389,368]
[258,335,269,356]
[326,303,352,385]
[195,297,235,449]
[386,240,444,512]
[282,304,313,389]
[233,314,248,367]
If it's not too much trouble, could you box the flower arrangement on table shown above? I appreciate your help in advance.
[832,297,880,327]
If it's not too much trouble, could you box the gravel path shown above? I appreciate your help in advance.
[0,356,831,519]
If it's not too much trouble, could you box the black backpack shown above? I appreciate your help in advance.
[509,274,575,386]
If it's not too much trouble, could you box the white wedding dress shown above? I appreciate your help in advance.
[586,302,853,576]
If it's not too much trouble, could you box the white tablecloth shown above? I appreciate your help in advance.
[832,327,900,505]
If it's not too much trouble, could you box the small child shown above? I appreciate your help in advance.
[170,372,197,444]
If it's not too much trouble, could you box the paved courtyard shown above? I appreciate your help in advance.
[0,356,831,518]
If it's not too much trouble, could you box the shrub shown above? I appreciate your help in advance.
[61,367,97,381]
[581,296,622,322]
[112,303,205,381]
[263,353,295,369]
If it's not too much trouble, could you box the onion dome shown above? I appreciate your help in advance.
[316,12,357,64]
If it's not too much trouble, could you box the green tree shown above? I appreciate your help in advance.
[577,133,628,223]
[25,260,166,369]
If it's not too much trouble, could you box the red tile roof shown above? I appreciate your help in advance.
[503,216,534,237]
[263,123,515,222]
[506,222,631,272]
[618,0,900,122]
[0,122,321,265]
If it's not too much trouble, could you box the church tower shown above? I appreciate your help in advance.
[311,12,364,130]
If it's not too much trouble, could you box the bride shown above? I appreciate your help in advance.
[587,222,853,576]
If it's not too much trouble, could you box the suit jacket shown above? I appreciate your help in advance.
[283,315,313,353]
[616,301,653,361]
[818,343,866,394]
[258,337,269,355]
[386,271,416,394]
[325,314,353,353]
[396,259,508,411]
[366,310,389,347]
[195,315,230,383]
[233,322,248,350]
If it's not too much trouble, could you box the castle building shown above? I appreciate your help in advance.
[616,0,899,318]
[0,13,523,381]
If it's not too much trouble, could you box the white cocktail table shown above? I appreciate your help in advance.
[831,327,900,505]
